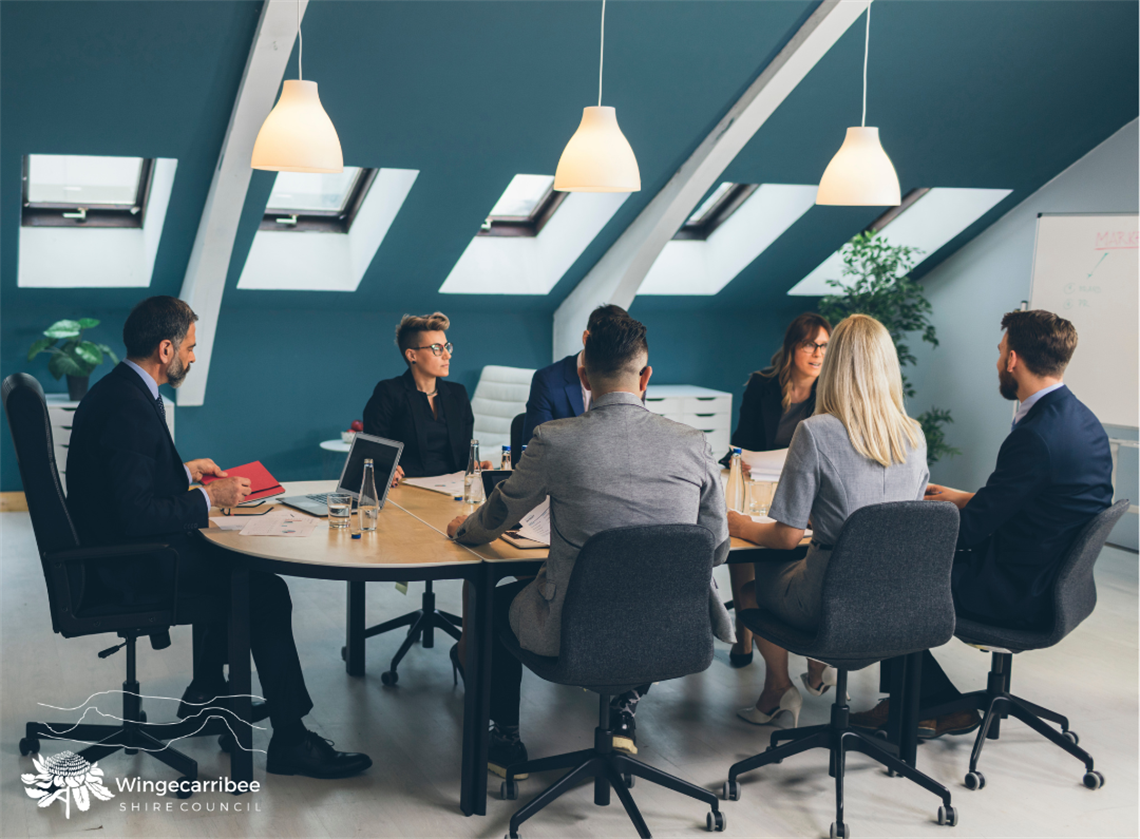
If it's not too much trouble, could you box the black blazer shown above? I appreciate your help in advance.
[952,386,1113,629]
[66,363,207,595]
[721,369,817,464]
[362,369,475,478]
[522,353,585,447]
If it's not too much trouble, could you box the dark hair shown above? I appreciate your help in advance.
[760,312,833,409]
[1000,309,1077,377]
[123,296,198,359]
[395,312,450,365]
[584,315,648,381]
[586,303,629,333]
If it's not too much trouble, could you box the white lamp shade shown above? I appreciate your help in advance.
[251,80,343,173]
[554,106,640,193]
[816,126,901,206]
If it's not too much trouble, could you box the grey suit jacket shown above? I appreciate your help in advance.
[455,390,733,656]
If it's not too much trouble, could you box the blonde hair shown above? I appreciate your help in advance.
[395,312,450,365]
[815,314,924,467]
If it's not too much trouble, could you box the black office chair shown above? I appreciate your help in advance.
[3,373,228,793]
[919,499,1129,793]
[498,524,726,839]
[510,412,525,466]
[725,501,962,838]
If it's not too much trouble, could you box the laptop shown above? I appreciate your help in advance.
[280,433,404,517]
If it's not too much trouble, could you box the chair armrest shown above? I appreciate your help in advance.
[44,543,176,565]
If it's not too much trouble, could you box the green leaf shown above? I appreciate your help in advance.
[74,342,104,366]
[44,320,82,339]
[48,353,87,379]
[26,337,55,361]
[97,344,120,365]
[76,318,100,329]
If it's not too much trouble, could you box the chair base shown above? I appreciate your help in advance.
[726,670,955,835]
[502,694,724,839]
[920,652,1098,787]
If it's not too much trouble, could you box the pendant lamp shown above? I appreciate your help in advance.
[816,4,899,206]
[554,0,640,192]
[251,1,343,173]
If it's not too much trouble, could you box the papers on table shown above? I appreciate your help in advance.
[210,508,317,537]
[516,498,551,545]
[741,447,787,481]
[403,471,466,497]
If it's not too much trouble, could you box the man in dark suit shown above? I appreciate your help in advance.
[852,309,1113,738]
[520,304,628,447]
[67,296,371,779]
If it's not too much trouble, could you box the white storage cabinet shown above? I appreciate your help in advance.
[643,385,732,454]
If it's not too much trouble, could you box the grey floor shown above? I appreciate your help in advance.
[1,511,1136,839]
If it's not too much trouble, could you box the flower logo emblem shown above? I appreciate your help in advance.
[21,751,115,818]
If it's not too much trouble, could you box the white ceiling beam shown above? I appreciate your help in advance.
[552,0,871,358]
[177,0,306,406]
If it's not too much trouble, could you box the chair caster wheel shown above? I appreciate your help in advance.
[380,670,398,686]
[873,729,888,740]
[218,732,236,753]
[938,805,958,826]
[138,710,147,723]
[964,771,985,790]
[176,777,194,800]
[1083,770,1104,790]
[722,779,740,801]
[887,767,898,778]
[706,810,726,832]
[830,820,849,838]
[1063,730,1079,745]
[623,773,634,788]
[19,737,40,756]
[501,779,519,800]
[341,646,347,661]
[764,745,783,765]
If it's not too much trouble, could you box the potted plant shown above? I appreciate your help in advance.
[818,232,961,465]
[27,319,120,401]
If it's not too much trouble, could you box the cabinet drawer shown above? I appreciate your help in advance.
[53,443,69,468]
[51,425,71,447]
[48,407,77,432]
[644,396,683,415]
[680,411,731,431]
[704,428,731,453]
[682,395,732,414]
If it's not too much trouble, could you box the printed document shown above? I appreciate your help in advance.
[742,447,788,481]
[404,471,466,497]
[516,498,551,545]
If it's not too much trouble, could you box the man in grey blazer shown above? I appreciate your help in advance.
[447,315,732,775]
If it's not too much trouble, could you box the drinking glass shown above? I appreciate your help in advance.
[327,493,353,529]
[749,480,777,517]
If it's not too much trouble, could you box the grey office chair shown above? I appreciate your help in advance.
[920,499,1129,793]
[725,501,962,838]
[498,524,725,839]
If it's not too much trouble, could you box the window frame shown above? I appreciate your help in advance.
[477,183,567,238]
[260,168,379,234]
[673,183,759,241]
[21,156,155,229]
[866,188,931,234]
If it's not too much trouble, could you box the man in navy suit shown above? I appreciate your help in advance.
[521,304,629,447]
[67,296,372,779]
[852,309,1113,738]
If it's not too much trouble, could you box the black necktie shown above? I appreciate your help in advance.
[155,394,166,423]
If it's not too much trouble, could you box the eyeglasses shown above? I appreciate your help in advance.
[797,340,829,354]
[412,342,454,357]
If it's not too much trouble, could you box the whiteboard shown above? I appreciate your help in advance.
[1029,213,1139,428]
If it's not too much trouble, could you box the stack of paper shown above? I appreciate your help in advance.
[741,448,788,481]
[403,471,466,497]
[516,498,551,545]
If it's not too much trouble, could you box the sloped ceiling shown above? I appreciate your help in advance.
[1,0,1137,319]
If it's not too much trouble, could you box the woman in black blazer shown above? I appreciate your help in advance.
[726,312,831,666]
[363,312,490,478]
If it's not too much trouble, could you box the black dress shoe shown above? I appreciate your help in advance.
[266,730,373,779]
[177,682,270,723]
[488,734,529,779]
[449,643,465,686]
[609,706,637,754]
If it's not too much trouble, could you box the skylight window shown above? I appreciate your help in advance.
[674,182,758,240]
[786,187,1013,296]
[22,154,155,228]
[262,167,377,233]
[479,174,567,237]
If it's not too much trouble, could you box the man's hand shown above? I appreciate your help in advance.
[446,514,468,539]
[727,509,752,539]
[924,482,974,510]
[205,476,252,508]
[185,458,226,483]
[740,460,752,478]
[480,460,494,471]
[391,465,404,488]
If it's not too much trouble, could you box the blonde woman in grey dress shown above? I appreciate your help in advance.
[727,314,929,728]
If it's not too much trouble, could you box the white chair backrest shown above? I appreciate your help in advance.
[471,365,535,450]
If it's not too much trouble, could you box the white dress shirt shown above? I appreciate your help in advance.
[1013,381,1064,427]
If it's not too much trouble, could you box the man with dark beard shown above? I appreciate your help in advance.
[849,309,1113,738]
[66,296,373,779]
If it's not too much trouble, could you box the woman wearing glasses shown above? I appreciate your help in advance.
[363,312,492,478]
[725,312,832,668]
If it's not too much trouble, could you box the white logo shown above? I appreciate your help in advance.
[21,751,115,818]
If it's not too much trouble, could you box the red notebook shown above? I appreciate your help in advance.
[200,461,284,502]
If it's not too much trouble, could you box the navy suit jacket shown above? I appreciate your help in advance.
[522,354,584,446]
[952,386,1113,629]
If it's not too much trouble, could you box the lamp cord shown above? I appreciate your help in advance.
[861,3,870,127]
[598,0,605,107]
[297,0,304,81]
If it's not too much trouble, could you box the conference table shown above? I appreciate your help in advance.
[201,479,841,816]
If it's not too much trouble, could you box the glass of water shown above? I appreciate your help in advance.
[327,493,353,529]
[749,480,777,517]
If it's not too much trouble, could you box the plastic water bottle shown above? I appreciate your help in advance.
[358,458,380,531]
[463,439,484,504]
[500,445,512,471]
[726,447,746,513]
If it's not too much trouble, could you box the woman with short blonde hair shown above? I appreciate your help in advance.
[727,314,929,728]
